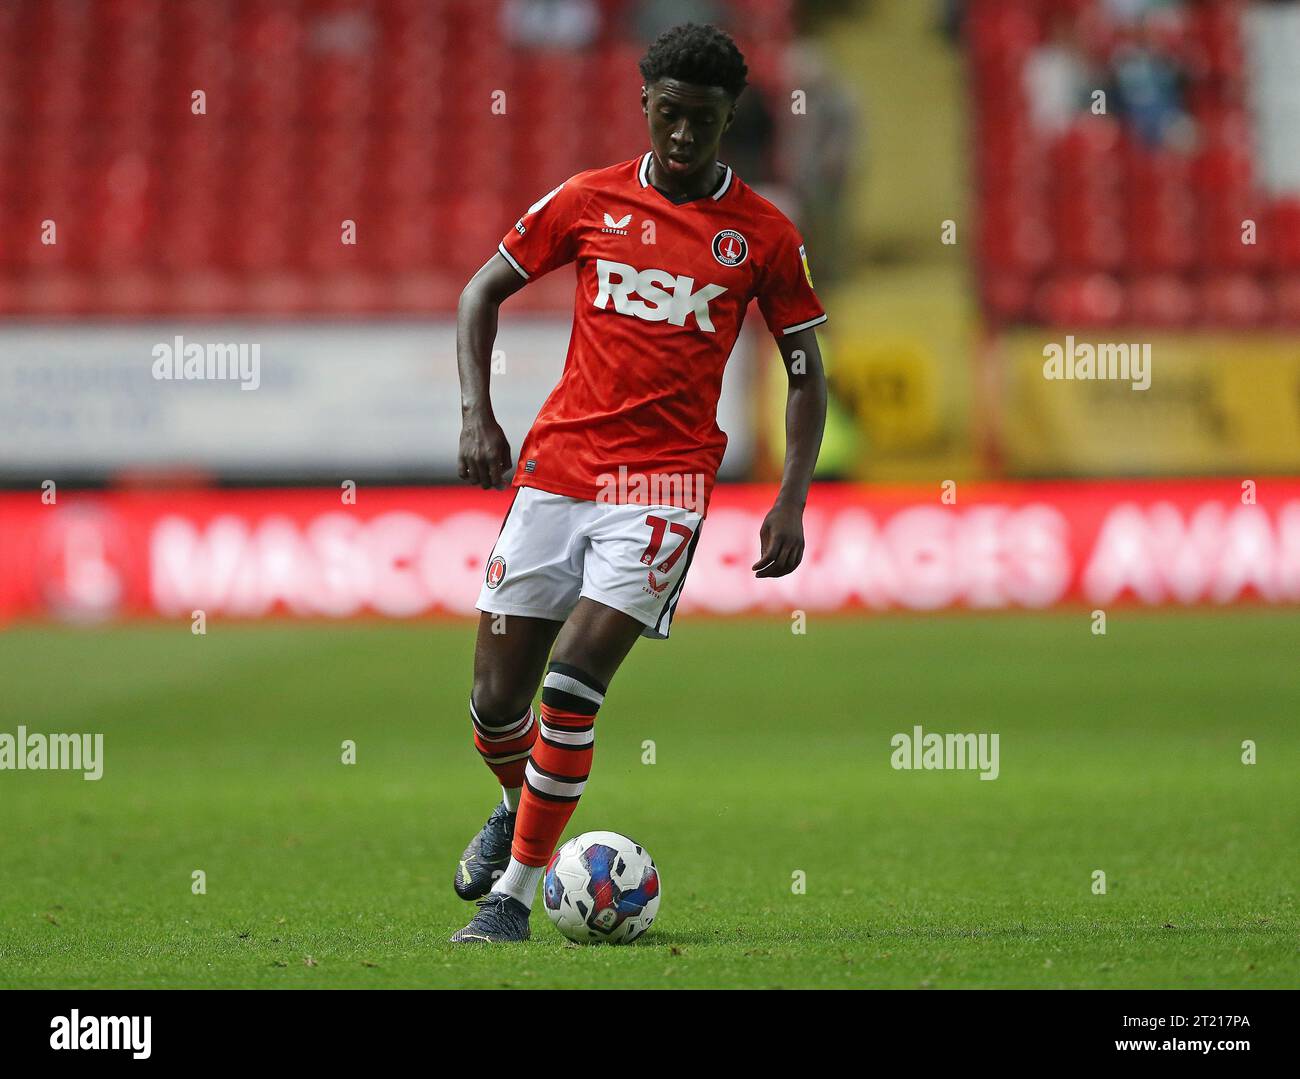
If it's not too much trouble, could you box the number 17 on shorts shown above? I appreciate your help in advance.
[475,488,703,640]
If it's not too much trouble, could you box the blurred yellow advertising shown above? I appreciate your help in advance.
[1000,331,1300,475]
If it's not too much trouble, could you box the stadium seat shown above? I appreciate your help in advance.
[0,0,796,315]
[969,0,1285,328]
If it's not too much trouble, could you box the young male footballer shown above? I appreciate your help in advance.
[451,22,827,943]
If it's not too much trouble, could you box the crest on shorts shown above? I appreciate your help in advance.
[485,555,506,589]
[712,229,748,267]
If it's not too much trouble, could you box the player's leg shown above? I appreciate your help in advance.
[455,487,584,905]
[469,610,563,807]
[454,610,563,901]
[499,598,645,881]
[451,599,644,943]
[450,498,701,943]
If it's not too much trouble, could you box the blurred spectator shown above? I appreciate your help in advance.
[1025,7,1191,148]
[1104,0,1170,24]
[633,0,726,43]
[721,85,777,185]
[501,0,601,48]
[1110,42,1189,148]
[1023,22,1090,136]
[785,40,858,285]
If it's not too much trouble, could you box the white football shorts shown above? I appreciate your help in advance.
[475,486,704,639]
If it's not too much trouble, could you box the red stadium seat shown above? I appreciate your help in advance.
[1273,275,1300,326]
[1034,271,1125,327]
[1127,273,1195,328]
[0,0,793,314]
[969,0,1284,327]
[1198,272,1272,327]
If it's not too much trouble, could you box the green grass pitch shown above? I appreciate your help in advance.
[1,612,1296,989]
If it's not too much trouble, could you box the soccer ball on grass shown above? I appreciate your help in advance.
[543,831,660,944]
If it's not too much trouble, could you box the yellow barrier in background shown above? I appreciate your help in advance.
[1000,330,1300,476]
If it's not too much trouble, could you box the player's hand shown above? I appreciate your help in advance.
[458,414,513,489]
[752,501,805,578]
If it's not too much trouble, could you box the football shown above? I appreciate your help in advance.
[543,831,660,944]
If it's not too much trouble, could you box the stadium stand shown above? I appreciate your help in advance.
[0,0,793,316]
[968,0,1300,328]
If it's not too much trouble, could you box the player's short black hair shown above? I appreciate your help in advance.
[638,23,748,101]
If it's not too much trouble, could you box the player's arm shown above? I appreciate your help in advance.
[456,253,529,489]
[752,327,827,579]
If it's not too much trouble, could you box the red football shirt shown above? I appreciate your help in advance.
[497,152,827,511]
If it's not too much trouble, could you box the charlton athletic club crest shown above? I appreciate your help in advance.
[485,555,506,589]
[711,229,748,267]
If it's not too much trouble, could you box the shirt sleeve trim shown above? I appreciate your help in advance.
[780,313,828,336]
[497,242,529,280]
